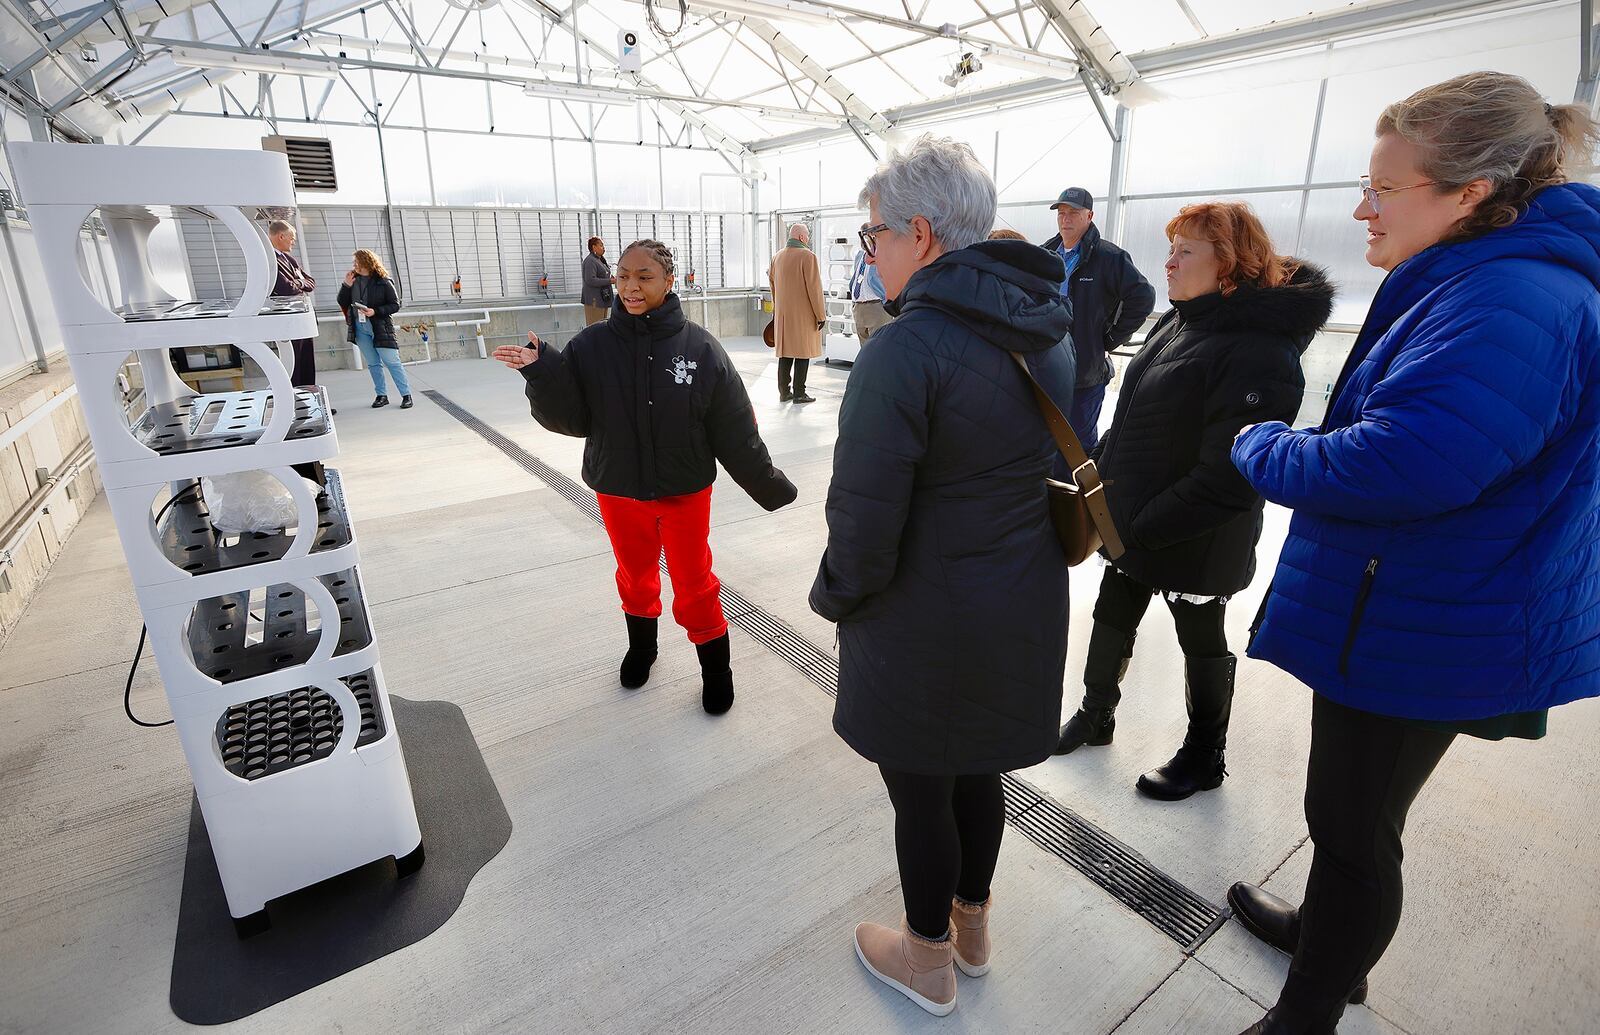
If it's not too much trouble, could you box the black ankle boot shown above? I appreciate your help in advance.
[1227,883,1369,1004]
[372,394,389,408]
[1054,706,1115,754]
[695,633,734,715]
[620,614,658,689]
[1055,621,1135,754]
[400,394,414,409]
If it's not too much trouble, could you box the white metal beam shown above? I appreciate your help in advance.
[726,13,894,138]
[751,0,1530,153]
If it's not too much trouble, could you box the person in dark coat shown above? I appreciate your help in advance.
[1054,202,1333,804]
[335,249,410,409]
[267,220,318,389]
[1043,188,1157,451]
[810,135,1075,1017]
[1227,74,1600,1035]
[581,237,614,326]
[495,239,797,714]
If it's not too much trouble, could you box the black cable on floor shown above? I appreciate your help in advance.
[123,485,202,728]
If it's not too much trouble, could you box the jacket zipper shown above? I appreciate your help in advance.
[1338,557,1381,675]
[1247,578,1274,651]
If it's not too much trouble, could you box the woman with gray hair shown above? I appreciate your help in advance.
[810,134,1076,1015]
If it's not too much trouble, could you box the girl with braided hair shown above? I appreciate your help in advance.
[494,239,798,714]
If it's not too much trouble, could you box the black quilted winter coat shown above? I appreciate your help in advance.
[1095,263,1334,596]
[520,293,797,510]
[810,240,1077,775]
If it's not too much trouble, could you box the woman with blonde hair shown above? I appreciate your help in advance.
[1055,201,1333,803]
[337,248,410,408]
[1228,72,1600,1034]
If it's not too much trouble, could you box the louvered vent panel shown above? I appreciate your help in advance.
[262,136,338,193]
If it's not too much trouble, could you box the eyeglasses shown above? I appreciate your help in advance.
[859,222,890,257]
[1358,174,1438,213]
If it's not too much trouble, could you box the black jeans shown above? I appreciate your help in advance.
[289,337,317,388]
[878,767,1006,941]
[1088,566,1228,710]
[777,357,809,395]
[1276,694,1455,1029]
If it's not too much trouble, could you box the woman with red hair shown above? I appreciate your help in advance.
[1053,202,1334,800]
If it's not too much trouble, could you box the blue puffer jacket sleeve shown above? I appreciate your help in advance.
[809,325,936,623]
[1234,277,1568,523]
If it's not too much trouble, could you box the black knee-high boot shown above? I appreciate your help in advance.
[1136,654,1235,800]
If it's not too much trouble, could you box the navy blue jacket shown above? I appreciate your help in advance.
[810,240,1076,774]
[1234,183,1600,720]
[1043,223,1156,389]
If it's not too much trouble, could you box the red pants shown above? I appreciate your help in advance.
[596,487,728,645]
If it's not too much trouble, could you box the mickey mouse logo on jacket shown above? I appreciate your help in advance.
[669,355,698,385]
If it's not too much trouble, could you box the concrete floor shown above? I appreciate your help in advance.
[2,338,1597,1033]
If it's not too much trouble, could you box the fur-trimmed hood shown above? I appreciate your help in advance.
[1169,261,1335,351]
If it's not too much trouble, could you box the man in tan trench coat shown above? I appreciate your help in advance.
[768,223,826,404]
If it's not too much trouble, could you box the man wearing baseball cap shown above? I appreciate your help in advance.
[1043,187,1156,450]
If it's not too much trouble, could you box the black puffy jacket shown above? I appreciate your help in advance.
[520,293,797,510]
[336,275,401,349]
[1043,223,1157,389]
[810,240,1077,775]
[1095,263,1334,596]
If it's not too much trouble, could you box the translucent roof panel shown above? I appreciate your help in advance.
[61,0,1554,155]
[1079,0,1201,54]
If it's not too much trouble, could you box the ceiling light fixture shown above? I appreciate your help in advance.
[977,44,1079,80]
[168,44,342,79]
[755,107,845,127]
[521,82,637,106]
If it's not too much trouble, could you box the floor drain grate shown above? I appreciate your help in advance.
[425,388,1224,950]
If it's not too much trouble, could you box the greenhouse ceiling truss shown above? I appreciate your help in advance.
[0,0,1593,165]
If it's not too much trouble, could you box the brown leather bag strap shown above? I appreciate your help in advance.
[1008,351,1125,559]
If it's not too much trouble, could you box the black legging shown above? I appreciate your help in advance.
[878,767,1006,941]
[777,357,809,394]
[1092,564,1229,667]
[1276,694,1455,1029]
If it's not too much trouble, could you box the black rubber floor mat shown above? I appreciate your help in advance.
[168,696,512,1025]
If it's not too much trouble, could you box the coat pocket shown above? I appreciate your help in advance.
[1338,556,1381,676]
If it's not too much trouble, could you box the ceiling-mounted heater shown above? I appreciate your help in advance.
[262,136,338,193]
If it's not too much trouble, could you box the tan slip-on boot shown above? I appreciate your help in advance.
[853,918,958,1016]
[949,896,992,977]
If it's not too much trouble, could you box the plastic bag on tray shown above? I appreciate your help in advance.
[201,470,320,535]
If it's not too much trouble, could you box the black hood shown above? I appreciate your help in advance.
[894,239,1071,353]
[608,291,687,338]
[1170,261,1335,352]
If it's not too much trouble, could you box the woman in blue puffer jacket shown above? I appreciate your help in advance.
[1227,73,1600,1035]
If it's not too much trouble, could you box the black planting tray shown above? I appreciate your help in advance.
[133,387,330,457]
[117,295,312,322]
[161,467,350,576]
[214,671,386,781]
[186,566,372,683]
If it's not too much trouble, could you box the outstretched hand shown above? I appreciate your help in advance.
[493,332,541,370]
